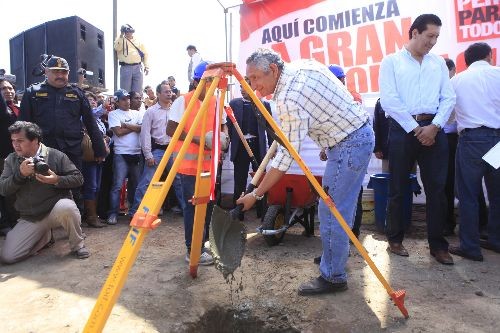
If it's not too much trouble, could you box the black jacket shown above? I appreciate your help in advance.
[0,144,83,221]
[228,98,273,162]
[0,94,17,159]
[372,98,390,158]
[19,81,106,158]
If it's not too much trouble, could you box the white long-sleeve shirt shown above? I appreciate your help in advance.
[379,47,456,133]
[450,60,500,133]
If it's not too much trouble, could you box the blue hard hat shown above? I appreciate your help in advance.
[328,64,345,79]
[193,61,209,80]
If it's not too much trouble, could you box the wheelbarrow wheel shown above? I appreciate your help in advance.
[262,205,286,246]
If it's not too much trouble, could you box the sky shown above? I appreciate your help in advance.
[0,0,243,94]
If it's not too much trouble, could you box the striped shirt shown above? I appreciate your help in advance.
[271,59,369,172]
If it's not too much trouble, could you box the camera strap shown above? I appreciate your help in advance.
[124,37,145,62]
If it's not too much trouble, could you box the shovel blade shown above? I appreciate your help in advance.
[209,205,247,279]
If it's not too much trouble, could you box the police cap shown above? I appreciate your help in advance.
[46,56,70,71]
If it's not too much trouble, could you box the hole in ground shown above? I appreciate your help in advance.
[185,305,299,333]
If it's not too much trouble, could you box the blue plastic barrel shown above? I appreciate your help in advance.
[367,173,421,232]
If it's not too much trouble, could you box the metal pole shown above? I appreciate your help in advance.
[113,0,118,91]
[224,8,229,62]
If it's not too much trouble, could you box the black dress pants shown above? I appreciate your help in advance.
[386,119,449,251]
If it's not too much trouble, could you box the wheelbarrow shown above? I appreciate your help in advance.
[257,173,323,246]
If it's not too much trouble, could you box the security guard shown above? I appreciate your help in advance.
[19,56,106,211]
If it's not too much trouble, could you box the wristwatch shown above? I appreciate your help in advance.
[433,123,442,130]
[251,189,264,201]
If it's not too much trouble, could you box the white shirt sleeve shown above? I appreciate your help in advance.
[169,96,185,123]
[108,110,121,128]
[192,53,202,71]
[379,56,418,133]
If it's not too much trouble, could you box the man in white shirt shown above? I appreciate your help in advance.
[106,89,142,225]
[379,14,456,265]
[129,83,184,217]
[449,42,500,261]
[186,45,203,87]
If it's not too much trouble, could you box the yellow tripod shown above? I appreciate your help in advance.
[84,62,407,332]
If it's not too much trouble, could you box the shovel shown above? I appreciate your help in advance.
[210,141,278,278]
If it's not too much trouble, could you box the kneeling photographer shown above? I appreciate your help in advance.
[0,121,89,264]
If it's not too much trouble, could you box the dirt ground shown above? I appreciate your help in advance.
[1,204,499,333]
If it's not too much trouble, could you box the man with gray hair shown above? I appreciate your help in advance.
[237,48,374,296]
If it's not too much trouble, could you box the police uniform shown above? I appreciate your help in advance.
[19,56,106,214]
[19,57,106,171]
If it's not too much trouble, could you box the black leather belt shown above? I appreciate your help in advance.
[412,114,435,121]
[461,126,498,134]
[119,62,141,66]
[152,142,168,150]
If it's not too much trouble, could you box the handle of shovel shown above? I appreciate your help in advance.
[230,141,278,219]
[225,106,259,168]
[230,183,256,219]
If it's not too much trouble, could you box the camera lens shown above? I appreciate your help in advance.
[33,158,50,175]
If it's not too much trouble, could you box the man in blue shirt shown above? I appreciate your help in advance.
[379,14,456,265]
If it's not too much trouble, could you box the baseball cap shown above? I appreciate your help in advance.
[46,56,69,71]
[114,89,130,100]
[328,64,345,79]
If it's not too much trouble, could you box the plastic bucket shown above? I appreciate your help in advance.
[367,173,420,232]
[361,188,375,225]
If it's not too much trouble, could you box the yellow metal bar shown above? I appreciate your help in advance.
[189,78,227,277]
[84,227,149,332]
[83,79,223,332]
[235,69,406,316]
[189,172,212,277]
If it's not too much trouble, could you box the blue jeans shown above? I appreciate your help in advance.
[108,154,141,217]
[456,127,500,256]
[129,149,184,215]
[318,123,374,283]
[386,119,449,251]
[179,174,213,251]
[82,161,103,200]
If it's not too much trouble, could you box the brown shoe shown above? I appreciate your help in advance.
[430,249,454,265]
[388,242,409,257]
[85,216,107,228]
[84,199,106,228]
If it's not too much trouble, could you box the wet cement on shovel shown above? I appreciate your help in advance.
[209,205,247,279]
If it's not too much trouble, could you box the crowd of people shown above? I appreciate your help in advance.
[0,14,498,298]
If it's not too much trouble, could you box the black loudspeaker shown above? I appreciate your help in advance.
[9,16,105,90]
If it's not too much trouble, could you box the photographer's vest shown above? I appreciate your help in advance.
[173,91,217,176]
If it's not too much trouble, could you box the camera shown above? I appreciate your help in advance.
[77,68,94,77]
[120,24,135,34]
[0,69,16,83]
[31,156,50,175]
[32,54,53,77]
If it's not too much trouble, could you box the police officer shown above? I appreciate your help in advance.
[19,56,106,212]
